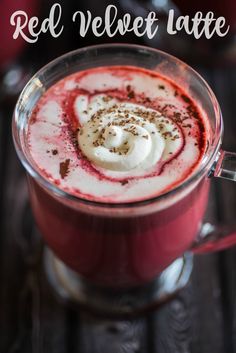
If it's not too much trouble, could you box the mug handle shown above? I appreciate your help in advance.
[192,149,236,254]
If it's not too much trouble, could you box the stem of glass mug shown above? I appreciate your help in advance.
[213,150,236,181]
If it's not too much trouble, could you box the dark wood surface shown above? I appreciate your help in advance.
[0,65,236,353]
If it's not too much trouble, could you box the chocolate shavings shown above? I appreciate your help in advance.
[59,159,70,179]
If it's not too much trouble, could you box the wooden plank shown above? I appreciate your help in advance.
[0,108,22,352]
[76,312,148,353]
[226,68,236,353]
[147,289,193,353]
[211,67,236,353]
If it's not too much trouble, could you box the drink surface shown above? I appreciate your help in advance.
[27,65,209,203]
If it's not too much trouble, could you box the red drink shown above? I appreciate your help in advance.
[25,65,210,287]
[28,176,209,286]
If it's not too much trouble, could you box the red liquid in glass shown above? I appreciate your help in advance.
[28,176,209,287]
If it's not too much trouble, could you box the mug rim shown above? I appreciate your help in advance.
[12,43,223,208]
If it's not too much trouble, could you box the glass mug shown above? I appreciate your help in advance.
[12,44,236,315]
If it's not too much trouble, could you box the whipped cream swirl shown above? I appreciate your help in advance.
[78,100,183,173]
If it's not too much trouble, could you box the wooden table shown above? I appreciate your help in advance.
[0,65,236,353]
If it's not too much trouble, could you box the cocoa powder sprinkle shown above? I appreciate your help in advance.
[127,90,135,99]
[121,180,129,186]
[181,94,191,104]
[59,159,70,179]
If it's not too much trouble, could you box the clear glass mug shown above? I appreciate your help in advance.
[12,44,236,315]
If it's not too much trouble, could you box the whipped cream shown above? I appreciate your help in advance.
[78,101,182,174]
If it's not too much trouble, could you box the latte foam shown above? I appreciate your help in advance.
[27,66,209,203]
